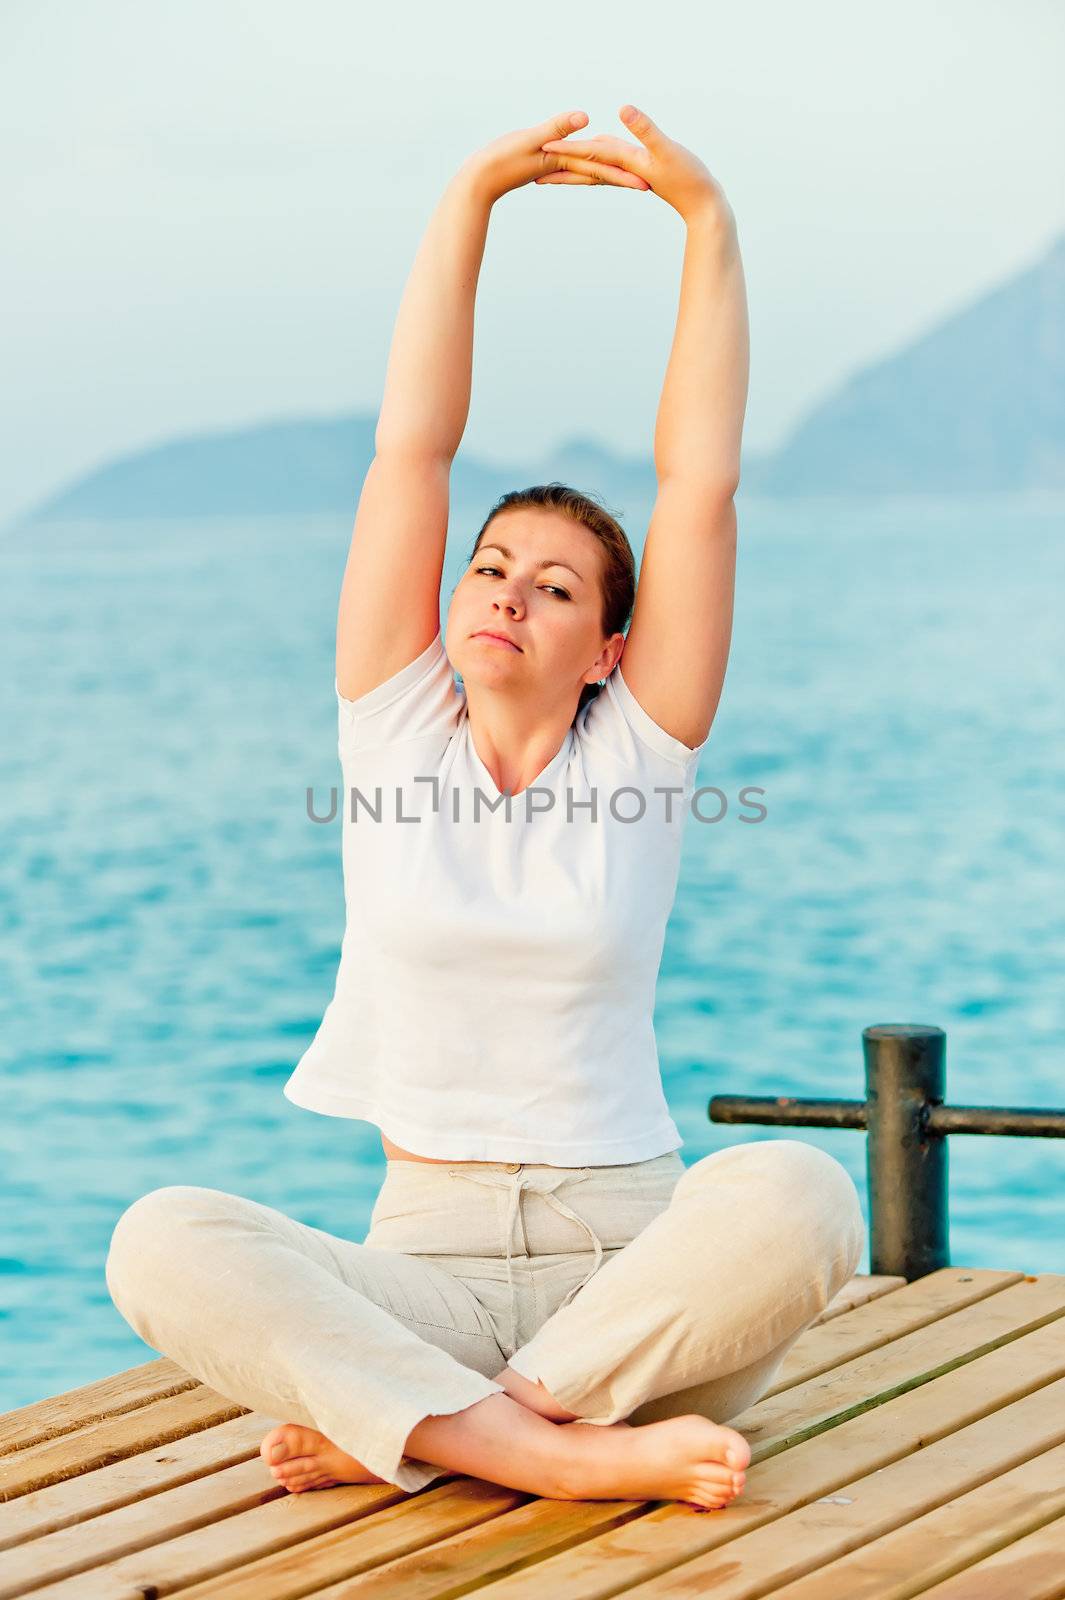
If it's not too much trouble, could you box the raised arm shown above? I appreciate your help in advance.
[337,110,645,702]
[335,171,492,701]
[623,200,748,750]
[541,107,750,750]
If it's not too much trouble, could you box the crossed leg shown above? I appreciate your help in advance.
[261,1380,754,1508]
[105,1183,513,1494]
[105,1180,746,1505]
[262,1140,863,1506]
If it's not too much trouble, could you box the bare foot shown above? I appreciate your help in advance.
[257,1374,588,1495]
[560,1413,751,1510]
[259,1409,751,1511]
[259,1423,385,1493]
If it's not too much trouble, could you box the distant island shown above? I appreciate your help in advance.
[15,230,1065,527]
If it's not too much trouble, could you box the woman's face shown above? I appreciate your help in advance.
[446,509,618,708]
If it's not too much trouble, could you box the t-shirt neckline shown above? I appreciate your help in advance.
[463,716,574,802]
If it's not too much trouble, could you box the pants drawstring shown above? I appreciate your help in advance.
[540,1188,605,1308]
[447,1169,605,1353]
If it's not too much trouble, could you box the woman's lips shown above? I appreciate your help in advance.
[473,632,522,651]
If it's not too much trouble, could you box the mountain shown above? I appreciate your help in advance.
[16,415,434,524]
[14,230,1065,525]
[14,417,654,528]
[744,230,1065,494]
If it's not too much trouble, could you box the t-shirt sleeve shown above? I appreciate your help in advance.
[335,630,463,760]
[579,661,710,783]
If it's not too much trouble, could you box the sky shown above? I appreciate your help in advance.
[2,0,1063,529]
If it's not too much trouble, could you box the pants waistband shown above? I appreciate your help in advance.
[383,1157,668,1173]
[367,1155,682,1262]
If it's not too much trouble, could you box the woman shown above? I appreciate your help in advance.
[106,104,864,1512]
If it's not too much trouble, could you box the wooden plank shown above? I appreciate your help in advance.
[0,1415,274,1550]
[28,1479,524,1600]
[912,1513,1065,1600]
[468,1308,1065,1599]
[0,1387,248,1500]
[171,1496,648,1600]
[4,1458,317,1596]
[1,1458,274,1595]
[0,1359,197,1457]
[763,1268,1024,1398]
[614,1395,1061,1593]
[748,1439,1065,1598]
[738,1274,1065,1459]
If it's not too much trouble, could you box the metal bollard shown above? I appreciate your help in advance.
[863,1025,948,1281]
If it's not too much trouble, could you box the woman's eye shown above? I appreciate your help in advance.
[475,565,569,600]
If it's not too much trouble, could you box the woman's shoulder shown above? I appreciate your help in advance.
[336,630,464,760]
[576,663,708,779]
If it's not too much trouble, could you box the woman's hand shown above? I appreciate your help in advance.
[460,109,652,205]
[538,104,724,224]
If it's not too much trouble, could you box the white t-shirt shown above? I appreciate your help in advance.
[283,630,709,1164]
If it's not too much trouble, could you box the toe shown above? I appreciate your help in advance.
[285,1470,332,1492]
[699,1473,739,1502]
[703,1463,738,1485]
[260,1431,286,1464]
[261,1423,307,1466]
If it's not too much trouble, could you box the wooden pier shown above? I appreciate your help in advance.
[4,1265,1065,1598]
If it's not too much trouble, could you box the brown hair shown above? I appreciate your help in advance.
[466,483,636,715]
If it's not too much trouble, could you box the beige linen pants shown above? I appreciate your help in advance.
[105,1140,864,1493]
